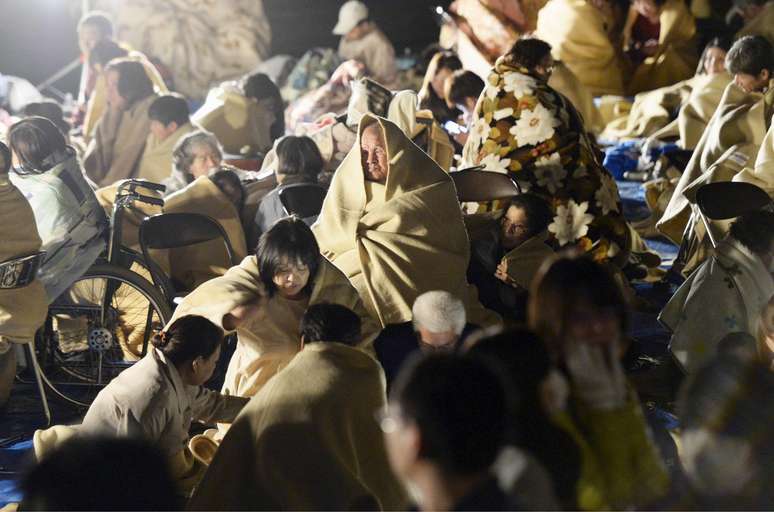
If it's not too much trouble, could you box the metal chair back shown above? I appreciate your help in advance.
[451,169,521,203]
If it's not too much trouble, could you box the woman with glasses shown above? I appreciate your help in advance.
[461,38,631,268]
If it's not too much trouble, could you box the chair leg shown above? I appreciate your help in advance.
[25,342,51,427]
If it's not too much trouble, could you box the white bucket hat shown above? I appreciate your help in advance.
[332,1,369,35]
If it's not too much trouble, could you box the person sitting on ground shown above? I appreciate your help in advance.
[528,254,669,509]
[467,193,555,322]
[623,0,698,94]
[163,129,223,195]
[313,114,501,329]
[7,117,106,302]
[660,210,774,373]
[0,141,48,408]
[375,291,478,387]
[169,217,379,402]
[189,303,407,510]
[657,35,774,253]
[78,315,248,492]
[193,72,284,157]
[334,0,397,86]
[418,50,463,127]
[252,135,325,245]
[136,93,196,183]
[462,38,631,267]
[534,0,626,96]
[21,437,179,511]
[83,59,161,187]
[676,354,774,509]
[382,352,516,511]
[466,328,579,509]
[78,32,168,142]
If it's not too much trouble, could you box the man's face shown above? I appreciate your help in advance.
[105,70,126,110]
[188,144,221,179]
[149,120,178,142]
[78,24,105,57]
[417,327,458,353]
[500,206,531,250]
[734,70,770,93]
[361,124,389,184]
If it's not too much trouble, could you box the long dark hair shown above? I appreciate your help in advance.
[256,217,321,298]
[275,135,323,183]
[8,117,68,175]
[242,72,285,141]
[152,315,224,366]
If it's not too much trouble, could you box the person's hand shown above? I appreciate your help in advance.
[222,297,264,331]
[564,342,627,410]
[330,60,365,87]
[495,259,520,288]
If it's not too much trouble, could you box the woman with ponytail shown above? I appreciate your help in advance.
[80,315,248,490]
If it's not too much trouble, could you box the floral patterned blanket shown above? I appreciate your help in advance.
[461,57,630,265]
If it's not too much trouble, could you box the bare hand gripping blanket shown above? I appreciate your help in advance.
[313,113,501,328]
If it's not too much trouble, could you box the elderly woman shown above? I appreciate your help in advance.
[83,58,160,187]
[169,217,379,401]
[528,254,669,509]
[7,117,106,301]
[163,129,223,195]
[462,38,630,266]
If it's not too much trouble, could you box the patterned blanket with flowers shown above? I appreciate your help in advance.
[461,56,630,265]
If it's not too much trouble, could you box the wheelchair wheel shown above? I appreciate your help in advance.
[36,263,173,407]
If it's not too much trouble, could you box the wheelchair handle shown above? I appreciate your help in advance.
[116,178,167,195]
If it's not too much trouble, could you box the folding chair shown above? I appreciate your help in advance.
[139,213,238,300]
[451,168,522,203]
[278,183,328,219]
[695,182,771,248]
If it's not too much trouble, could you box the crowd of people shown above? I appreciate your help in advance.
[1,0,774,509]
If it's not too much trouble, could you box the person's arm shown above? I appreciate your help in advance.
[189,386,249,424]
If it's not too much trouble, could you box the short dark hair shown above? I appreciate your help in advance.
[445,70,485,108]
[729,209,774,255]
[210,167,246,211]
[105,59,155,107]
[241,73,285,140]
[390,353,509,476]
[152,315,224,366]
[8,117,68,174]
[20,436,178,510]
[148,94,190,127]
[726,35,774,76]
[78,11,114,38]
[23,100,70,136]
[507,193,553,238]
[528,254,629,360]
[256,217,321,298]
[275,135,323,182]
[88,39,128,70]
[507,38,553,71]
[300,304,362,346]
[0,141,11,173]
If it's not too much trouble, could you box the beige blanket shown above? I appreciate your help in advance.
[163,176,248,291]
[657,82,773,243]
[0,175,48,346]
[734,120,774,196]
[136,122,195,184]
[313,114,500,328]
[169,255,379,399]
[83,94,158,188]
[188,342,407,511]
